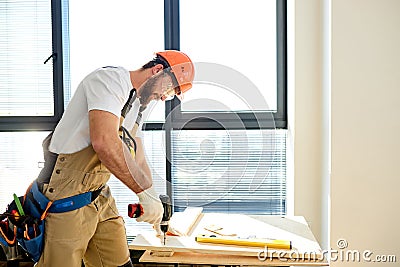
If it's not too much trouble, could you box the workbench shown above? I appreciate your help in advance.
[129,214,329,266]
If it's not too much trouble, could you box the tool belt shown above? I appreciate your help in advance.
[0,182,104,262]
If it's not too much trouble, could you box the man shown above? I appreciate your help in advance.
[35,50,195,267]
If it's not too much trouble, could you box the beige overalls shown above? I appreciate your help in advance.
[36,146,131,267]
[36,92,143,267]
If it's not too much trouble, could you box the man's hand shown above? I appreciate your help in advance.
[136,187,163,225]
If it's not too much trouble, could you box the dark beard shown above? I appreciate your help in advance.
[138,75,159,106]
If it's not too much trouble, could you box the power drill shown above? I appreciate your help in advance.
[128,194,172,245]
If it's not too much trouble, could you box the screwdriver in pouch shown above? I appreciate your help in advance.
[128,195,172,245]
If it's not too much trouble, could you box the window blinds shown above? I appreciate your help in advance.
[171,129,287,215]
[0,0,53,116]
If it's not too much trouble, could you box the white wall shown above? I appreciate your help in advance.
[294,0,400,264]
[293,0,325,246]
[331,0,400,265]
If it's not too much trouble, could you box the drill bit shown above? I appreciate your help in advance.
[160,223,168,245]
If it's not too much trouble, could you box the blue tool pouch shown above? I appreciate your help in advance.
[2,193,45,262]
[1,181,103,262]
[18,193,45,262]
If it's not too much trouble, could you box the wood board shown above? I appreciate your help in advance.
[139,251,329,266]
[129,214,327,265]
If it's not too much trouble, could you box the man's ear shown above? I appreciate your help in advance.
[152,64,164,75]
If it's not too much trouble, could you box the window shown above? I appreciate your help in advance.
[0,0,65,131]
[167,0,288,216]
[0,0,65,213]
[180,0,277,112]
[0,0,288,237]
[68,0,164,122]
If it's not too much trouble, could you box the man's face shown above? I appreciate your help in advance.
[138,71,174,106]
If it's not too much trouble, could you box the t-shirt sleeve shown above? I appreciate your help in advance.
[84,68,129,117]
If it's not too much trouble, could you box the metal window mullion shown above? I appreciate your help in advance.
[164,100,173,207]
[164,0,180,208]
[51,0,64,122]
[0,117,58,131]
[170,112,280,130]
[164,0,180,50]
[276,0,287,127]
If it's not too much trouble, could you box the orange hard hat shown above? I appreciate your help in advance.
[156,50,195,101]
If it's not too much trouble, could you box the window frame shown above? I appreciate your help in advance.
[163,0,287,131]
[0,0,65,132]
[160,0,288,201]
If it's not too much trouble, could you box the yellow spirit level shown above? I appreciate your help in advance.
[195,234,292,250]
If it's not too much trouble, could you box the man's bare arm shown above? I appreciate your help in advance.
[134,137,152,179]
[89,109,151,193]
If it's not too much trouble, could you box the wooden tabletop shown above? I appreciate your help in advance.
[140,250,328,266]
[129,215,329,266]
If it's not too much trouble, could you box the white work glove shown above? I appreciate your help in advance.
[136,187,163,233]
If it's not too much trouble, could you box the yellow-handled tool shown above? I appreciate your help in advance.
[195,234,292,250]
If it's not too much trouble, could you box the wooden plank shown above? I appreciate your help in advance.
[167,207,203,236]
[140,251,329,266]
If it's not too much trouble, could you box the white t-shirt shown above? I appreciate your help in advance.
[49,66,143,154]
